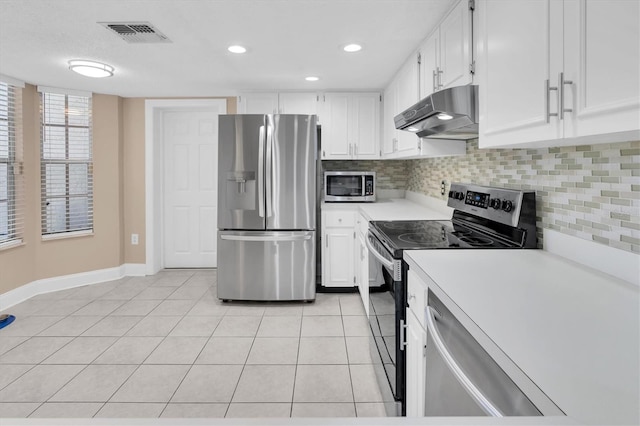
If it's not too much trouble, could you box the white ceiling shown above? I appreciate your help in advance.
[0,0,456,97]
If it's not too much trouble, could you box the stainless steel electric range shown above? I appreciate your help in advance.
[365,183,537,416]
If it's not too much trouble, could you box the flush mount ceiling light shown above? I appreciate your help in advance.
[305,76,319,81]
[343,43,362,53]
[68,60,114,78]
[228,45,247,54]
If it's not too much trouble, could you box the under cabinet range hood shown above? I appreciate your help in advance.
[394,85,478,140]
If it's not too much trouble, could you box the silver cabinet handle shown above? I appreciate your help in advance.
[399,319,407,351]
[220,234,312,242]
[257,125,265,218]
[437,67,444,90]
[559,72,573,120]
[545,79,558,123]
[432,69,437,93]
[425,306,505,417]
[265,121,273,218]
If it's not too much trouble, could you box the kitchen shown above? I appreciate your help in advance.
[0,0,638,425]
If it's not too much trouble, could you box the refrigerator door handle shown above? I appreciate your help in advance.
[258,125,265,218]
[265,122,274,218]
[220,234,312,242]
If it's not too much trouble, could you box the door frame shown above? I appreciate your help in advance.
[144,99,227,275]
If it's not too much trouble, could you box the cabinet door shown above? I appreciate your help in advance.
[396,56,421,155]
[351,93,380,159]
[439,0,473,89]
[382,83,398,157]
[357,232,369,315]
[419,30,440,97]
[322,93,351,159]
[563,0,640,139]
[239,93,279,114]
[322,228,355,287]
[278,93,318,116]
[405,309,426,417]
[477,0,563,147]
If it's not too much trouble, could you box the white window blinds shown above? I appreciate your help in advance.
[0,80,24,246]
[39,89,93,236]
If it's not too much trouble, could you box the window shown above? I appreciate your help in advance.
[0,79,23,247]
[39,88,93,236]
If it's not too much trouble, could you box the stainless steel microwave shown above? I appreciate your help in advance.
[324,171,376,202]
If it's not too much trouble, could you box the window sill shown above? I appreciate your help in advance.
[42,229,94,241]
[0,239,24,252]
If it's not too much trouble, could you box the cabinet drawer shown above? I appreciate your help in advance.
[407,269,427,328]
[325,211,356,228]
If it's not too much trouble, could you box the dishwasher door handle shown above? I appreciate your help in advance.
[426,306,505,417]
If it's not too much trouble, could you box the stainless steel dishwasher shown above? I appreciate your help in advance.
[424,290,562,417]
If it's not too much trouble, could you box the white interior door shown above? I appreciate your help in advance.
[163,108,221,268]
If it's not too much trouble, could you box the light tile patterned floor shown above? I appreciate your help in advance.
[0,270,387,419]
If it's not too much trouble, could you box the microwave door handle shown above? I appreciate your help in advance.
[365,231,394,270]
[425,306,505,417]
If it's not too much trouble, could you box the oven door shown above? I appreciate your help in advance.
[366,231,406,416]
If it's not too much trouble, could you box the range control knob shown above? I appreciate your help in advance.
[502,200,513,212]
[448,190,455,199]
[490,198,502,210]
[455,191,464,200]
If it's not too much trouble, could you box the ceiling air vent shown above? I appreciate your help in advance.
[99,22,172,43]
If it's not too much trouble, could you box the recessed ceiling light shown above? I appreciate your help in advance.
[305,76,319,81]
[228,45,247,54]
[343,44,362,53]
[68,60,114,78]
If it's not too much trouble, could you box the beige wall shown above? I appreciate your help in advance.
[0,92,236,296]
[1,85,124,295]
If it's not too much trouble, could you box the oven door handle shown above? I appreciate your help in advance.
[365,231,395,270]
[426,306,505,417]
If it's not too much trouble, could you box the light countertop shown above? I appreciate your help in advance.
[321,197,452,222]
[404,249,640,426]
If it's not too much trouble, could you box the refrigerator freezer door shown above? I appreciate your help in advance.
[218,115,266,230]
[266,115,317,230]
[217,230,316,301]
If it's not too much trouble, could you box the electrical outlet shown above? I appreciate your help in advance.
[131,234,139,245]
[441,180,446,196]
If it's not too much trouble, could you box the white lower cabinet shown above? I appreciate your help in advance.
[406,269,428,416]
[322,209,356,288]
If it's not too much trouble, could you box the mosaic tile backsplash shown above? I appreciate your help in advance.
[407,139,640,253]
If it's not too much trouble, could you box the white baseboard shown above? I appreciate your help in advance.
[543,229,640,287]
[123,263,146,277]
[0,263,147,310]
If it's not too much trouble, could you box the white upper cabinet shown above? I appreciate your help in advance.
[562,1,640,141]
[238,92,279,114]
[477,0,640,148]
[238,92,319,119]
[419,0,473,98]
[382,54,422,158]
[278,92,320,116]
[321,92,381,160]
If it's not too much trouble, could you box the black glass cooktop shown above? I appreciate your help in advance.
[369,220,512,257]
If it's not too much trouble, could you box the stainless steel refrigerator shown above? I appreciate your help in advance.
[217,114,317,302]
